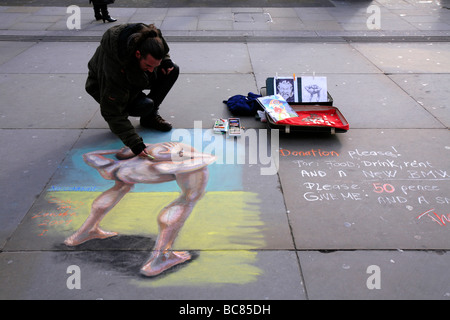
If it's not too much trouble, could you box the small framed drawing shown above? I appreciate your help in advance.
[274,77,299,103]
[301,76,328,103]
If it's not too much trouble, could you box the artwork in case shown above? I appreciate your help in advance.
[272,76,328,103]
[257,94,298,122]
[301,76,328,103]
[274,77,298,103]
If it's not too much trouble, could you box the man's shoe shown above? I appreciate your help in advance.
[140,113,172,132]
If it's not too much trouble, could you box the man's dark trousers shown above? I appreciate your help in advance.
[127,64,180,118]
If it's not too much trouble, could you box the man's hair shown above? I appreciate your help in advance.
[138,37,165,60]
[129,24,166,60]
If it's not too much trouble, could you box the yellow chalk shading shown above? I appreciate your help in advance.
[132,251,261,288]
[45,191,265,286]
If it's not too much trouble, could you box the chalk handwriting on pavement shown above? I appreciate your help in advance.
[280,146,450,226]
[417,209,450,227]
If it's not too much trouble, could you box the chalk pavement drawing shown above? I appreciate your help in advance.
[32,131,265,286]
[64,142,216,277]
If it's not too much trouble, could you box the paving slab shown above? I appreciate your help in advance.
[0,12,31,30]
[0,250,305,300]
[388,73,450,128]
[351,42,450,74]
[247,42,382,76]
[159,74,263,129]
[0,41,96,74]
[322,73,444,129]
[0,0,335,8]
[1,1,450,42]
[169,42,253,74]
[0,74,96,128]
[299,250,450,300]
[0,41,35,65]
[278,128,450,250]
[161,16,199,31]
[0,129,82,248]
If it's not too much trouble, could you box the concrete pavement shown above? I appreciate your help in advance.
[0,0,450,42]
[0,0,450,301]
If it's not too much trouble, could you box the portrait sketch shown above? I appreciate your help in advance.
[274,77,298,103]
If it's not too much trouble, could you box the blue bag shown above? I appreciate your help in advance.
[223,92,262,116]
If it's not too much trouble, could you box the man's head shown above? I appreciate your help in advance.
[135,49,161,72]
[130,25,166,72]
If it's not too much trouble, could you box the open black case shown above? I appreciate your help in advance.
[260,77,349,134]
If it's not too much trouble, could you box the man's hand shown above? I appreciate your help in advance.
[161,67,174,75]
[160,59,174,75]
[138,149,154,160]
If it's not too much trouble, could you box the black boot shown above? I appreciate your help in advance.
[140,112,172,132]
[93,5,102,21]
[100,5,117,23]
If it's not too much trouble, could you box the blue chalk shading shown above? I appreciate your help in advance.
[51,130,243,193]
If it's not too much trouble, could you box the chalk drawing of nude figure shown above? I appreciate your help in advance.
[64,142,216,277]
